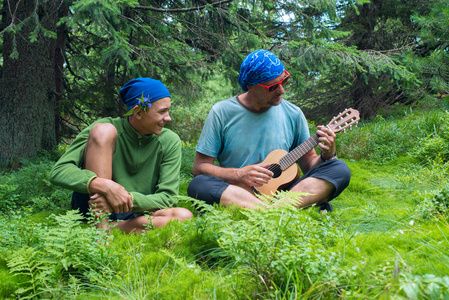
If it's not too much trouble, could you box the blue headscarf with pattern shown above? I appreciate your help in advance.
[238,49,285,92]
[120,77,171,111]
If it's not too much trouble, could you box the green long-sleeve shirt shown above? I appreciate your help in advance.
[49,117,182,213]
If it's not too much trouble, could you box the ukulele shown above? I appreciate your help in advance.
[248,108,360,196]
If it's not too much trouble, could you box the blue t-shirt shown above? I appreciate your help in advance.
[196,96,310,168]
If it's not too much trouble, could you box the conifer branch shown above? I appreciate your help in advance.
[135,0,233,13]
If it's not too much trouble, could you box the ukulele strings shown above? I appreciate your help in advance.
[268,164,282,177]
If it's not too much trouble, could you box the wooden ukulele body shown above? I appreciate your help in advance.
[254,149,301,195]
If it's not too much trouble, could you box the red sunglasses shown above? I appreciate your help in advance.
[258,70,290,92]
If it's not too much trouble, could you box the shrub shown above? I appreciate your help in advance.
[337,109,448,164]
[0,153,71,213]
[413,186,449,220]
[168,74,232,144]
[411,136,449,164]
[400,274,449,299]
[411,111,449,164]
[180,142,196,180]
[186,196,352,296]
[5,210,118,299]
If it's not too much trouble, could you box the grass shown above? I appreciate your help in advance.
[1,107,449,299]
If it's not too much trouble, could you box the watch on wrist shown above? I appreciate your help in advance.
[320,151,337,162]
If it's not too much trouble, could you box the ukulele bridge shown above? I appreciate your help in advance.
[250,186,261,195]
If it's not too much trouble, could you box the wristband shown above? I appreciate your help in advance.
[320,152,337,162]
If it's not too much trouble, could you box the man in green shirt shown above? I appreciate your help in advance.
[50,78,193,233]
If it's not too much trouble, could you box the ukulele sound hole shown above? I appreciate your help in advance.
[269,164,282,178]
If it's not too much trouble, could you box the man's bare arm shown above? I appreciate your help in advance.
[192,152,273,187]
[298,125,337,174]
[88,178,133,213]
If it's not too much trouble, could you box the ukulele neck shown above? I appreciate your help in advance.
[279,134,319,170]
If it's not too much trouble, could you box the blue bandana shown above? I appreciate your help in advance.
[238,49,284,92]
[119,77,171,111]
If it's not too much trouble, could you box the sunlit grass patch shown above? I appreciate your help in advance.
[93,232,252,299]
[0,259,19,299]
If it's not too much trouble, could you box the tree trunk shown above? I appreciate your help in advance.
[55,2,69,145]
[0,0,63,165]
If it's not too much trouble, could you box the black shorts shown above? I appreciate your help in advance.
[71,192,144,221]
[187,159,351,205]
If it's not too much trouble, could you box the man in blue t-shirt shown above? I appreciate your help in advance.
[188,50,351,211]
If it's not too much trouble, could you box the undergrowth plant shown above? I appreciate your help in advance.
[168,74,232,144]
[413,185,449,221]
[396,217,449,298]
[5,210,117,299]
[88,222,250,299]
[337,108,448,164]
[0,209,49,257]
[184,195,354,297]
[0,152,71,213]
[400,273,449,299]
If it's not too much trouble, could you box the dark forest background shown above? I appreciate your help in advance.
[0,0,448,166]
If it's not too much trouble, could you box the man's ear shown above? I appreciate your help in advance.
[132,105,142,119]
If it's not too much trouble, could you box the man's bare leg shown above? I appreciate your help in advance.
[287,177,334,208]
[115,207,194,234]
[218,178,334,210]
[84,123,117,230]
[219,185,267,209]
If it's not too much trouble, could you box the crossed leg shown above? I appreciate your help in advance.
[219,177,334,209]
[189,174,334,210]
[220,185,267,209]
[115,208,193,234]
[284,177,334,208]
[84,123,117,230]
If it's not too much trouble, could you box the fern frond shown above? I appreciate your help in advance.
[7,247,45,298]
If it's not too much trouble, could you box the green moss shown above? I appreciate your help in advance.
[0,259,20,299]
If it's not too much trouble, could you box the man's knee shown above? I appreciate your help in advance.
[171,207,193,220]
[187,175,229,205]
[87,123,118,148]
[322,159,351,199]
[333,159,351,187]
[187,175,208,198]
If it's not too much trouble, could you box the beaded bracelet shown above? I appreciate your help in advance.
[320,152,337,162]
